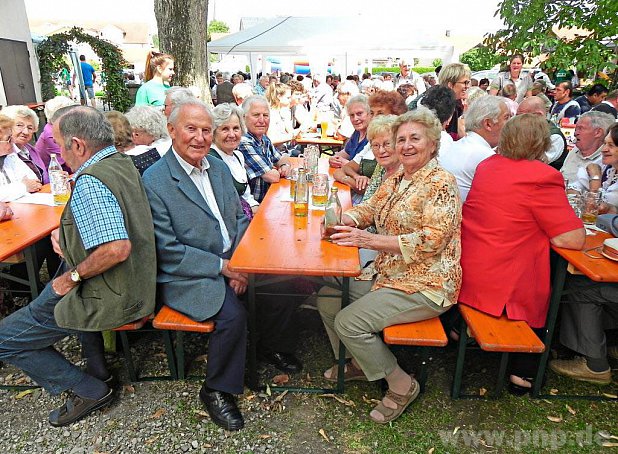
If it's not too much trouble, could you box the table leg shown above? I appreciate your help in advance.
[532,256,567,397]
[336,277,350,394]
[247,274,259,391]
[23,245,40,299]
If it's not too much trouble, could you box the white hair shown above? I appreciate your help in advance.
[464,96,506,131]
[44,96,75,123]
[2,105,39,129]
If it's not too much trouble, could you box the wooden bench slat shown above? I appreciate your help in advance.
[383,317,448,347]
[112,315,152,331]
[152,305,215,333]
[459,304,544,353]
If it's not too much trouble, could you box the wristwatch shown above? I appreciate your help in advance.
[69,267,82,283]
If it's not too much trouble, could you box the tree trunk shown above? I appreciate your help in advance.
[154,0,213,106]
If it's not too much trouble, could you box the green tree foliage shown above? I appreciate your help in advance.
[481,0,617,81]
[460,48,502,71]
[207,20,230,42]
[37,27,130,111]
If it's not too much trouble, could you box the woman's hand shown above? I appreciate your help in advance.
[22,177,42,193]
[330,225,373,248]
[354,175,370,192]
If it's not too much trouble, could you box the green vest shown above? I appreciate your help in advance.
[55,152,156,331]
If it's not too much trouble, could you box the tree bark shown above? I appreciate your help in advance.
[154,0,213,105]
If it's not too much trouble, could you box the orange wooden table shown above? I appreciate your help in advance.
[533,231,618,398]
[295,134,344,156]
[229,162,360,392]
[0,192,63,298]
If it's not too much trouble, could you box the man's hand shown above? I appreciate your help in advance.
[22,177,42,193]
[229,277,248,295]
[278,164,291,178]
[0,202,13,221]
[50,228,65,258]
[52,272,77,297]
[221,259,249,286]
[329,155,348,168]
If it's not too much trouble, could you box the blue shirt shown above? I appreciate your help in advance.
[238,132,282,203]
[344,130,368,160]
[80,61,96,87]
[70,146,128,250]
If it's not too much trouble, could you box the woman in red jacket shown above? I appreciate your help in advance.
[459,114,585,394]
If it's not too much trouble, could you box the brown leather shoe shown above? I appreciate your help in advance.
[608,346,618,361]
[49,389,114,427]
[549,357,612,385]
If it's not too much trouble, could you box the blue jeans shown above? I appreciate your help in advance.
[0,275,90,395]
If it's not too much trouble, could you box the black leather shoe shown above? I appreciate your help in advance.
[260,351,303,374]
[199,386,244,431]
[49,389,113,427]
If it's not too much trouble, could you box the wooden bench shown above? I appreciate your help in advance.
[383,317,448,392]
[152,306,215,380]
[451,304,545,399]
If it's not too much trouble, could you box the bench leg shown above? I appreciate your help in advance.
[118,331,138,382]
[451,317,468,399]
[417,347,430,393]
[161,330,178,380]
[494,352,509,398]
[175,332,186,380]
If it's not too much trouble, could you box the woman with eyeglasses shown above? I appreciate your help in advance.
[437,63,472,141]
[135,52,175,107]
[2,105,48,186]
[489,54,533,103]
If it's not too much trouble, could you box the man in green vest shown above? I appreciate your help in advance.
[0,107,156,427]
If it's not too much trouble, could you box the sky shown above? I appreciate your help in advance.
[24,0,505,35]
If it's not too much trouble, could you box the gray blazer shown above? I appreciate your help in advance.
[143,149,249,321]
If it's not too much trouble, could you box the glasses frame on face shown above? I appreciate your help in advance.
[14,122,35,133]
[370,141,391,152]
[455,80,472,87]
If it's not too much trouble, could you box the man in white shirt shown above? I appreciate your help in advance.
[560,111,615,182]
[439,96,510,202]
[395,60,426,96]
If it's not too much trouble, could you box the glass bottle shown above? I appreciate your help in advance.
[293,167,309,217]
[49,153,70,205]
[321,186,342,241]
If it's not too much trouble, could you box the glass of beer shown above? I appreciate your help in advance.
[320,121,329,139]
[287,167,299,199]
[582,190,601,225]
[311,173,329,206]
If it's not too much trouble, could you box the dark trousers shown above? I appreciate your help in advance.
[255,279,305,355]
[205,285,247,395]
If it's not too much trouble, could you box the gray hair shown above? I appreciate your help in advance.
[465,95,507,131]
[50,105,79,124]
[392,108,442,158]
[241,95,269,115]
[169,99,212,126]
[57,106,114,151]
[337,80,360,96]
[44,96,75,123]
[346,94,370,113]
[232,83,254,101]
[580,111,615,133]
[164,86,195,110]
[125,105,168,140]
[2,105,39,129]
[465,87,488,107]
[212,103,246,135]
[367,114,397,141]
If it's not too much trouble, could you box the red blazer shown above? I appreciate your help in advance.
[458,155,583,328]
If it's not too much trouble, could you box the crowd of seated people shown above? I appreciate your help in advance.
[1,51,618,434]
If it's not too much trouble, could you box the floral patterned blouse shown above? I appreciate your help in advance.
[346,158,462,306]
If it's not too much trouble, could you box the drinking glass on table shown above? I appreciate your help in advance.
[311,173,329,207]
[287,167,299,199]
[582,190,601,225]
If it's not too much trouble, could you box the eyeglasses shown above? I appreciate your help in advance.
[455,80,472,87]
[370,142,391,152]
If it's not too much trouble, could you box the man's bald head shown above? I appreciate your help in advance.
[517,96,547,116]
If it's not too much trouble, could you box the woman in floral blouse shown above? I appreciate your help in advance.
[317,109,461,424]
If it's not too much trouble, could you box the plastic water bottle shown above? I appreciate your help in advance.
[49,154,70,205]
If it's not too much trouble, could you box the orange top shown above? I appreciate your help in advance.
[552,231,618,282]
[0,200,63,261]
[229,160,360,277]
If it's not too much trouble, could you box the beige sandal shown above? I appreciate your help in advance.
[324,361,368,382]
[370,376,420,424]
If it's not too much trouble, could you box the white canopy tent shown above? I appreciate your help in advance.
[208,16,456,78]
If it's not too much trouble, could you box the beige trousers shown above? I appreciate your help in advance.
[317,278,449,381]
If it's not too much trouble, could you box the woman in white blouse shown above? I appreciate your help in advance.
[210,103,260,218]
[0,114,41,202]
